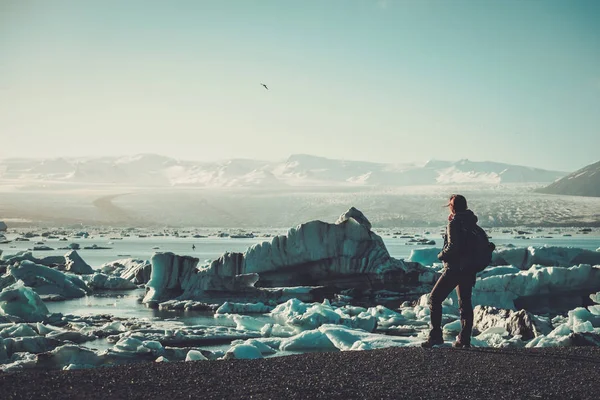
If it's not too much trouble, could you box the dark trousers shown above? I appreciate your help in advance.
[428,268,475,344]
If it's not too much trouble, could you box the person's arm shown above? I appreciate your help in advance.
[438,220,462,261]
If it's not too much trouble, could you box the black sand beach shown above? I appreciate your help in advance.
[1,347,599,400]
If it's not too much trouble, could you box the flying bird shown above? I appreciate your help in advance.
[261,83,268,90]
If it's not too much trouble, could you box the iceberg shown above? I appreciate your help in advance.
[2,261,90,300]
[143,208,434,306]
[100,258,152,285]
[223,343,263,360]
[64,251,94,275]
[185,349,207,361]
[408,248,443,267]
[0,281,49,322]
[215,302,274,314]
[492,246,600,269]
[473,305,552,340]
[473,264,600,310]
[1,251,65,268]
[81,273,138,290]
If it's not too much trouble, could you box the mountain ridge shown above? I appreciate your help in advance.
[536,160,600,197]
[0,154,568,188]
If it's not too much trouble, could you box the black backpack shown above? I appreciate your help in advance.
[461,224,496,273]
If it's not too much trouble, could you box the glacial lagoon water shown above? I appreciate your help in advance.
[1,228,599,349]
[1,228,600,357]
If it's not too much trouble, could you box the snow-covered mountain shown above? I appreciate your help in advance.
[536,160,600,197]
[0,154,567,188]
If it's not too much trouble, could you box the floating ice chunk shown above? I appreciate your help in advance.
[99,321,128,334]
[155,356,169,362]
[400,309,417,320]
[473,305,552,340]
[83,273,138,290]
[473,264,600,310]
[0,280,49,322]
[589,305,600,316]
[185,350,207,361]
[99,258,151,284]
[548,324,572,338]
[408,248,443,267]
[114,337,149,353]
[479,326,509,336]
[64,251,94,274]
[46,329,95,344]
[232,315,268,332]
[477,266,520,279]
[142,340,164,354]
[224,343,263,360]
[35,322,61,336]
[567,307,600,328]
[492,246,600,269]
[1,323,38,338]
[1,251,65,267]
[216,302,273,314]
[343,312,377,332]
[364,305,405,328]
[36,344,101,369]
[590,291,600,305]
[143,253,201,306]
[573,321,594,333]
[230,339,277,355]
[443,320,461,335]
[319,325,411,350]
[158,300,214,311]
[0,352,37,371]
[5,261,90,300]
[270,299,377,333]
[279,330,337,352]
[338,305,368,317]
[526,329,572,348]
[260,323,295,338]
[4,336,57,354]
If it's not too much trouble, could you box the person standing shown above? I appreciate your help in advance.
[421,194,478,348]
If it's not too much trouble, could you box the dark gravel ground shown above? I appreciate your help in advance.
[1,346,599,400]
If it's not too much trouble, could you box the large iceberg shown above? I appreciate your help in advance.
[1,260,91,300]
[491,246,600,270]
[473,264,600,310]
[409,245,600,270]
[143,208,434,307]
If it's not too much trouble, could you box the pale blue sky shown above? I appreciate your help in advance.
[1,0,599,171]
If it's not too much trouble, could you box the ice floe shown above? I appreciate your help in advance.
[1,260,91,300]
[0,281,49,322]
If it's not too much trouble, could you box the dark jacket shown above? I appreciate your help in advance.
[438,210,478,271]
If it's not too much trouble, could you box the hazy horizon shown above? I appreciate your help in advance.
[1,0,599,171]
[0,151,581,172]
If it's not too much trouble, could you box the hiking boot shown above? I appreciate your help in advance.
[421,336,444,348]
[452,340,471,348]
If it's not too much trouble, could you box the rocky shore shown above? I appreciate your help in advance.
[1,346,599,400]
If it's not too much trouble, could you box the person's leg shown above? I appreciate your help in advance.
[455,274,475,346]
[426,270,460,341]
